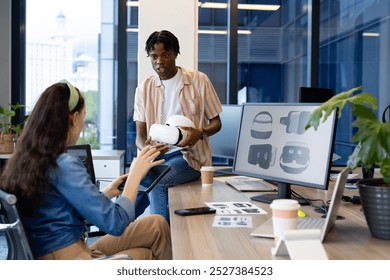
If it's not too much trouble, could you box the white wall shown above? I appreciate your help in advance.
[138,0,198,83]
[0,0,11,108]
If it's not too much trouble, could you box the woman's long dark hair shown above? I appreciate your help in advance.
[0,82,84,211]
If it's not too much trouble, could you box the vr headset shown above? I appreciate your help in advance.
[149,115,195,146]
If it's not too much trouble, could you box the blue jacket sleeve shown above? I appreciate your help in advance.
[53,153,134,236]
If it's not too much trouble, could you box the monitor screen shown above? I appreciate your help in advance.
[299,87,334,103]
[210,104,242,160]
[233,103,337,204]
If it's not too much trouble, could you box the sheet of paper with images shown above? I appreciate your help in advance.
[330,172,359,189]
[205,201,267,215]
[212,216,253,228]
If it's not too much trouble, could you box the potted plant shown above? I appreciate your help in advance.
[305,86,390,239]
[0,103,25,154]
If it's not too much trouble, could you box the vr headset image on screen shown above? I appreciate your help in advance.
[233,103,337,204]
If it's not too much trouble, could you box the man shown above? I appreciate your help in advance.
[133,30,222,222]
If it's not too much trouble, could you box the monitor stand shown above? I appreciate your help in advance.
[213,167,234,177]
[250,182,310,205]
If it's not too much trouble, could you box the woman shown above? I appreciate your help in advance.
[0,80,172,260]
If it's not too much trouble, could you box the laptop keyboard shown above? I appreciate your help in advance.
[298,217,325,229]
[232,180,275,190]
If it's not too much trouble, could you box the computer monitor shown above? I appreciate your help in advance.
[233,103,337,204]
[299,87,334,103]
[210,104,242,160]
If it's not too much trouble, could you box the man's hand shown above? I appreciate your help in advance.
[176,126,203,147]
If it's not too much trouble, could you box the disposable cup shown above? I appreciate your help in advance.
[270,199,301,245]
[200,166,215,187]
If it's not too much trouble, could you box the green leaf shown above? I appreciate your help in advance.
[380,158,390,185]
[305,86,363,131]
[306,85,390,183]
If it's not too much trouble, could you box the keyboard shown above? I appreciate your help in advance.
[297,217,325,229]
[225,178,276,192]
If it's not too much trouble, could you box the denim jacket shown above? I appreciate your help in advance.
[23,153,134,258]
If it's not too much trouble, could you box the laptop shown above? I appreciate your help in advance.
[225,176,277,192]
[250,168,349,242]
[66,144,96,184]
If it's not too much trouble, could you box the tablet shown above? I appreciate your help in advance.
[118,164,171,193]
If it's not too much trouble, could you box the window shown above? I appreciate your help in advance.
[22,1,390,166]
[26,0,119,151]
[319,0,390,163]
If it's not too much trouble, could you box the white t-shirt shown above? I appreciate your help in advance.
[161,68,183,124]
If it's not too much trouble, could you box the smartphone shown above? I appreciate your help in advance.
[174,206,216,216]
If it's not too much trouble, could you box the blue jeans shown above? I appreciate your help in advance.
[135,150,201,223]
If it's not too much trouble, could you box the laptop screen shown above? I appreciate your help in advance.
[66,144,96,185]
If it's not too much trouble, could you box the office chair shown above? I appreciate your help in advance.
[0,189,130,260]
[382,104,390,123]
[0,189,34,260]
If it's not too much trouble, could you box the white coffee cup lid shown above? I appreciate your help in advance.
[270,199,301,211]
[200,166,215,172]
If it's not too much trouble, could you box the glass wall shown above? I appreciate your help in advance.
[319,0,390,163]
[24,1,390,166]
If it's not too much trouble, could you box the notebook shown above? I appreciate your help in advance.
[250,168,349,242]
[225,176,277,192]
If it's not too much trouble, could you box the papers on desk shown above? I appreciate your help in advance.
[205,201,267,215]
[212,216,253,228]
[330,172,359,189]
[205,202,266,228]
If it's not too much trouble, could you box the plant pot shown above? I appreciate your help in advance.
[361,165,375,179]
[0,133,16,154]
[357,178,390,240]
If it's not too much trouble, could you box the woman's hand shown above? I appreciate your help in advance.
[101,174,128,199]
[145,137,171,155]
[128,145,165,181]
[122,145,165,204]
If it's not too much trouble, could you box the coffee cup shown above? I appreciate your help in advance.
[200,166,215,187]
[270,199,301,245]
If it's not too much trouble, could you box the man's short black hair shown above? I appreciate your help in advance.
[145,30,180,56]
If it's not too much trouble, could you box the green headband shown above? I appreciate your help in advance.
[59,79,79,111]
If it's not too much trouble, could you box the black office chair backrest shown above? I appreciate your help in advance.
[0,189,34,260]
[382,104,390,123]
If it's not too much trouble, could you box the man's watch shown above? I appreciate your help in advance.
[201,128,207,140]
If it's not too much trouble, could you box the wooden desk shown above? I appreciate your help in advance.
[168,178,390,260]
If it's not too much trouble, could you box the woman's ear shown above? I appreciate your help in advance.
[69,112,78,126]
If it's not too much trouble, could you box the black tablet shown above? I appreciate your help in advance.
[118,164,171,193]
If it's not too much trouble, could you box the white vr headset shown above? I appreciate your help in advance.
[149,115,195,146]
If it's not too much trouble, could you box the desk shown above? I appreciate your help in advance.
[91,149,125,189]
[0,150,125,182]
[168,178,390,260]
